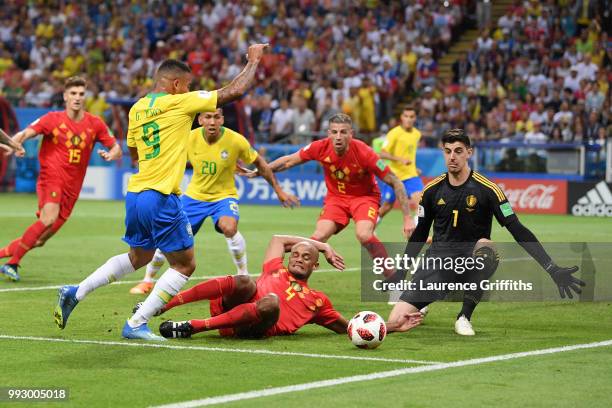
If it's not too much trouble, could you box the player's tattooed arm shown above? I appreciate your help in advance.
[216,43,268,106]
[253,156,300,208]
[382,171,415,237]
[268,152,306,173]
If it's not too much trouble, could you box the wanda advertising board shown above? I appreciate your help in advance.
[419,176,568,215]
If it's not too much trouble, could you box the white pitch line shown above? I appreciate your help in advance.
[150,339,612,408]
[0,334,440,365]
[0,267,359,293]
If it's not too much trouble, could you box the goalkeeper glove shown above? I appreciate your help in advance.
[545,263,585,299]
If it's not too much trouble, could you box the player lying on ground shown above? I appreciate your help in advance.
[377,106,423,231]
[0,76,121,281]
[129,108,299,294]
[246,113,413,279]
[54,44,269,341]
[144,235,422,339]
[387,129,584,336]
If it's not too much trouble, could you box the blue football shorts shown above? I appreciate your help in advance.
[381,176,424,204]
[123,190,194,253]
[181,195,240,235]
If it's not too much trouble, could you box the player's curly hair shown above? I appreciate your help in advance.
[328,113,353,126]
[64,76,86,90]
[442,128,471,147]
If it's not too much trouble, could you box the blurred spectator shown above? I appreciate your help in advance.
[290,95,315,143]
[318,97,339,132]
[476,1,492,30]
[358,77,376,133]
[86,85,110,118]
[270,99,293,143]
[415,49,438,89]
[524,122,547,143]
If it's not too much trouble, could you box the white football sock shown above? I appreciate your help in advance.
[225,231,248,275]
[76,253,135,301]
[413,215,419,226]
[143,248,166,282]
[128,268,188,327]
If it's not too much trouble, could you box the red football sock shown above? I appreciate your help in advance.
[0,238,21,259]
[8,221,48,265]
[50,218,66,234]
[363,235,393,278]
[163,276,236,312]
[189,302,260,333]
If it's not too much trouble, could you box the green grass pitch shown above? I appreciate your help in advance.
[0,193,611,407]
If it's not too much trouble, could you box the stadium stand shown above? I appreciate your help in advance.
[0,0,471,144]
[437,0,611,147]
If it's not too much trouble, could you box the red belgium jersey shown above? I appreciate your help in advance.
[257,257,341,335]
[29,111,116,193]
[299,138,390,199]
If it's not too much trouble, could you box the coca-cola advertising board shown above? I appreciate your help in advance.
[495,179,567,214]
[420,176,568,214]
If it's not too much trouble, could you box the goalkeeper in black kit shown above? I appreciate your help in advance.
[387,129,585,336]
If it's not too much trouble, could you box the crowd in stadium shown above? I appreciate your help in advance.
[0,0,610,147]
[439,1,612,147]
[0,0,464,143]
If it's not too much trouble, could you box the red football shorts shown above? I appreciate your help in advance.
[319,195,379,232]
[209,289,276,337]
[36,182,78,221]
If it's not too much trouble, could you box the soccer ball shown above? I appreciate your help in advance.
[347,311,387,349]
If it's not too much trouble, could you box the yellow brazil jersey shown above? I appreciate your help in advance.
[185,126,258,202]
[126,90,218,195]
[381,125,420,180]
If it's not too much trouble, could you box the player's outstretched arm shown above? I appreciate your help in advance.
[322,316,349,334]
[382,171,415,237]
[216,43,268,106]
[0,128,24,156]
[268,152,306,173]
[252,155,300,208]
[386,312,423,333]
[263,235,344,270]
[97,143,122,162]
[3,128,38,157]
[235,163,257,177]
[506,219,585,299]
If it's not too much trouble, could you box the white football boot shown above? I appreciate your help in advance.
[454,315,475,336]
